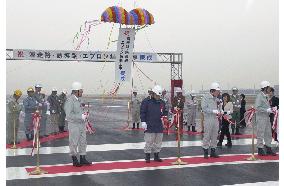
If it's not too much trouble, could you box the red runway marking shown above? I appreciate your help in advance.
[230,134,256,138]
[6,132,69,149]
[25,154,278,175]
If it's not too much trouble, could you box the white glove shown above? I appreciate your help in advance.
[267,108,273,113]
[226,111,231,115]
[212,110,219,114]
[141,122,147,130]
[46,110,50,115]
[272,107,278,111]
[38,103,42,107]
[82,112,89,121]
[82,113,87,120]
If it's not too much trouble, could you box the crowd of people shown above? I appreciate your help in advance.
[6,80,279,166]
[6,84,68,144]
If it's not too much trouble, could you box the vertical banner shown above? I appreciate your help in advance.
[115,28,136,82]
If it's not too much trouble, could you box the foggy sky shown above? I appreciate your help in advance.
[6,0,279,95]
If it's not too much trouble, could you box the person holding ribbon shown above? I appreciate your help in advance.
[217,93,233,148]
[64,81,92,167]
[201,82,222,159]
[140,85,167,163]
[255,81,276,156]
[267,87,279,142]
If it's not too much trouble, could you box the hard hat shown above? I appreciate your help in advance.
[190,90,196,96]
[14,90,22,97]
[35,84,42,88]
[52,87,57,92]
[72,81,83,90]
[152,85,163,96]
[210,82,221,90]
[27,87,34,92]
[232,87,238,91]
[175,87,183,93]
[260,81,270,88]
[62,89,67,94]
[148,87,153,91]
[132,89,138,93]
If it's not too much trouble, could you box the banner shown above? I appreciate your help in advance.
[11,49,157,63]
[115,28,136,82]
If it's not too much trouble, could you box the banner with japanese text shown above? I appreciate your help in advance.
[115,28,135,82]
[11,50,157,63]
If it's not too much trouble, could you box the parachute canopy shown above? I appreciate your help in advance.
[101,6,154,26]
[129,8,154,25]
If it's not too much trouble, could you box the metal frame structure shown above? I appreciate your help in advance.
[6,49,183,81]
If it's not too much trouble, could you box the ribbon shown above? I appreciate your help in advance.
[245,108,256,127]
[31,112,41,156]
[222,114,235,125]
[272,109,279,130]
[85,120,96,134]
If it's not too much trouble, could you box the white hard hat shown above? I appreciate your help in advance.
[260,81,270,88]
[232,87,238,91]
[152,85,163,96]
[148,87,153,91]
[35,84,42,88]
[62,89,67,94]
[72,81,83,90]
[210,82,221,90]
[132,89,138,93]
[52,87,57,92]
[190,90,197,96]
[175,87,183,93]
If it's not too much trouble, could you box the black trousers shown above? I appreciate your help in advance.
[219,119,231,143]
[240,110,246,127]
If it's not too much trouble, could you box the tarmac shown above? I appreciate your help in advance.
[6,97,279,186]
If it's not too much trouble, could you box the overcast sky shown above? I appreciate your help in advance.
[6,0,279,95]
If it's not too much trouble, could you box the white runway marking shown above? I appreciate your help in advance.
[7,139,258,156]
[222,181,279,186]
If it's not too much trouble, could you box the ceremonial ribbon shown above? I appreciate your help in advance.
[245,108,256,127]
[272,109,279,131]
[31,112,41,156]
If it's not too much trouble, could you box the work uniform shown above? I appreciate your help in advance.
[231,94,241,134]
[201,94,219,150]
[186,97,198,129]
[131,95,141,128]
[140,97,167,154]
[64,94,87,156]
[34,92,48,136]
[23,95,38,138]
[6,96,22,144]
[255,92,273,148]
[47,94,61,134]
[59,93,67,132]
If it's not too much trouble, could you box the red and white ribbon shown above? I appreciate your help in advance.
[272,109,279,130]
[222,115,236,125]
[246,108,256,127]
[85,120,95,134]
[31,112,41,156]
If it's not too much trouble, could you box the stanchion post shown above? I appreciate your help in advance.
[172,110,187,165]
[246,109,259,161]
[10,113,17,149]
[29,111,48,175]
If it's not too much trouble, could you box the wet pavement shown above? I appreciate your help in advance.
[6,97,279,186]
